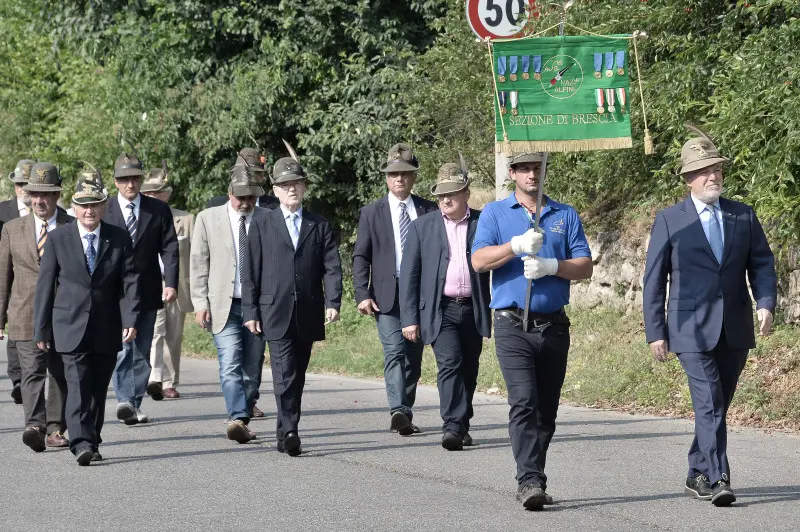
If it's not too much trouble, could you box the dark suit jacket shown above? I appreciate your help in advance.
[207,194,279,209]
[352,193,437,313]
[0,200,67,234]
[103,194,178,314]
[399,209,491,344]
[0,210,74,340]
[34,221,140,354]
[643,196,777,353]
[242,207,342,342]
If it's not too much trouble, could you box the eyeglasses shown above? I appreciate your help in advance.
[386,173,414,181]
[275,181,304,190]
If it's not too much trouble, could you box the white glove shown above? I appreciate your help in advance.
[510,229,544,255]
[522,255,558,280]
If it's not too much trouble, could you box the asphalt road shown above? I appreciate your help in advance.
[1,346,798,531]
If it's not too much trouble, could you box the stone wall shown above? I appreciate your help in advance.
[571,231,799,322]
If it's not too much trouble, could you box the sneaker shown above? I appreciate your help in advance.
[135,408,149,424]
[711,477,736,507]
[685,474,713,500]
[516,484,548,511]
[116,402,138,425]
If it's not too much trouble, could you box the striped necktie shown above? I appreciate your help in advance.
[398,202,410,251]
[238,215,247,275]
[126,202,137,241]
[37,220,47,258]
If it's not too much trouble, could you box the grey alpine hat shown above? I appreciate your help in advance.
[271,157,306,184]
[8,159,36,184]
[22,162,63,193]
[141,161,171,193]
[113,153,146,179]
[72,165,107,205]
[431,163,470,196]
[679,137,729,175]
[229,164,265,197]
[509,152,544,167]
[380,143,419,173]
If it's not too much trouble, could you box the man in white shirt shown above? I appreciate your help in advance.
[191,163,267,444]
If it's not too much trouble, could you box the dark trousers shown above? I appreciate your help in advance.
[430,299,482,435]
[268,324,313,442]
[375,291,424,418]
[677,328,748,485]
[17,340,67,434]
[494,313,570,489]
[6,339,21,385]
[61,334,117,455]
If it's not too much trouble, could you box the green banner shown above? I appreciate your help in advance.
[493,35,633,152]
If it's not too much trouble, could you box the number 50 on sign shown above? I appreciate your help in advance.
[466,0,539,40]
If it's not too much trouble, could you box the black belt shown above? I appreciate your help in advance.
[441,295,472,305]
[495,307,567,329]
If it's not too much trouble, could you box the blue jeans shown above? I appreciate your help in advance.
[113,310,157,408]
[212,300,266,421]
[376,304,423,418]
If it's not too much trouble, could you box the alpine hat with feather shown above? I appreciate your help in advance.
[679,124,729,175]
[271,140,307,185]
[431,153,470,196]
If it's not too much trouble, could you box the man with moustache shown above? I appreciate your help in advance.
[471,152,592,510]
[399,161,491,451]
[141,164,193,399]
[34,170,139,466]
[243,147,342,457]
[1,159,35,405]
[0,163,72,451]
[643,128,776,506]
[103,153,178,425]
[191,164,267,443]
[352,143,437,436]
[206,148,279,210]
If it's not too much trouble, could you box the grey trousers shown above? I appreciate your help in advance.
[17,339,67,434]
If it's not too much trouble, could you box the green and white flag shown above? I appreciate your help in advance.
[493,35,633,152]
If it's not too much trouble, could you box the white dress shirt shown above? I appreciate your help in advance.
[387,193,418,277]
[17,198,29,217]
[227,204,254,298]
[117,193,141,223]
[34,213,58,241]
[77,222,102,255]
[690,194,725,247]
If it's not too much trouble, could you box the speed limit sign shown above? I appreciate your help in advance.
[466,0,539,40]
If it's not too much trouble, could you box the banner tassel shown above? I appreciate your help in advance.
[632,30,654,156]
[503,134,513,157]
[643,129,654,155]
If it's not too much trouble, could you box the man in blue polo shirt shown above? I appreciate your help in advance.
[472,152,593,511]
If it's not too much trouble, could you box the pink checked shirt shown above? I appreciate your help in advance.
[442,210,472,298]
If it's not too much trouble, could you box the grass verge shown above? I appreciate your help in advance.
[183,303,800,431]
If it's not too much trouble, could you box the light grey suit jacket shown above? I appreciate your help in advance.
[190,205,239,335]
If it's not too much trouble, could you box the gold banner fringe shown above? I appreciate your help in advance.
[495,137,633,153]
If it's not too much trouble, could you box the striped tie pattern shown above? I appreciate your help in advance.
[126,202,137,241]
[398,202,410,251]
[238,215,247,276]
[37,221,47,258]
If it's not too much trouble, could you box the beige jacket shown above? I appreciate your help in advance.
[190,205,239,335]
[171,207,194,313]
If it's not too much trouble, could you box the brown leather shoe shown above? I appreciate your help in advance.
[226,420,254,444]
[163,387,180,399]
[46,431,69,448]
[250,404,265,418]
[22,426,46,452]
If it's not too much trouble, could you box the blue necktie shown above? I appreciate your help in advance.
[85,233,97,274]
[705,206,723,263]
[289,213,300,249]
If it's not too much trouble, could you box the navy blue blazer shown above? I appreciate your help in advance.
[643,196,776,353]
[352,194,438,313]
[399,209,491,344]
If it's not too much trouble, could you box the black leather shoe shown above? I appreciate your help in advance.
[146,381,164,401]
[76,449,94,466]
[390,412,414,436]
[91,452,103,462]
[711,479,736,507]
[410,423,421,434]
[685,474,713,500]
[442,432,463,451]
[22,426,46,452]
[283,431,302,457]
[11,383,22,404]
[462,433,473,446]
[516,484,547,511]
